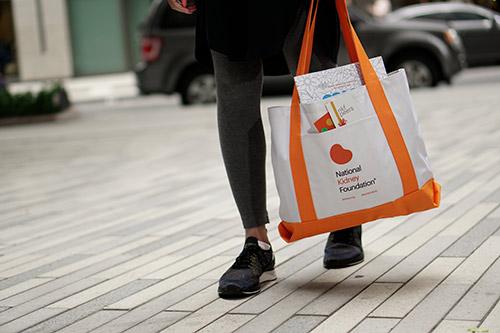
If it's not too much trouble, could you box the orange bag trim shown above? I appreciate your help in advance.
[278,178,441,243]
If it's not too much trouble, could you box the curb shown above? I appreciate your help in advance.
[0,107,79,126]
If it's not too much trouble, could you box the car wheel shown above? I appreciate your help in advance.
[392,54,440,88]
[178,67,216,105]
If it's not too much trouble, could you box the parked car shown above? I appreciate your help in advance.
[386,2,500,66]
[136,0,466,105]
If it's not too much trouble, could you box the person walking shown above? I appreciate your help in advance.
[166,0,365,298]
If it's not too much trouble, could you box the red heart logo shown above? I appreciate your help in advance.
[330,144,353,165]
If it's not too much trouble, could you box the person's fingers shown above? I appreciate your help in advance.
[166,0,194,14]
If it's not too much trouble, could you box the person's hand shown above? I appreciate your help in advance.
[166,0,196,14]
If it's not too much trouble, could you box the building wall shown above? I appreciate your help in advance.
[12,0,73,80]
[11,0,151,81]
[67,0,128,76]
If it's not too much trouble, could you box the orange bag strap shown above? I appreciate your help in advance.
[289,0,419,222]
[289,0,320,222]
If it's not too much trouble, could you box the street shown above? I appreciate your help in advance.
[0,66,500,333]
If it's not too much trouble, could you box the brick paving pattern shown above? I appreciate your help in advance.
[1,68,500,332]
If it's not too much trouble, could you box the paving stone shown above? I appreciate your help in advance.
[57,310,127,333]
[481,299,500,333]
[485,188,500,203]
[0,278,106,325]
[0,212,164,262]
[0,307,66,333]
[92,279,214,333]
[198,314,255,333]
[272,315,326,333]
[491,206,500,219]
[1,238,111,277]
[442,217,500,257]
[447,257,500,321]
[39,236,161,278]
[21,279,159,333]
[390,235,500,333]
[121,233,204,257]
[297,247,407,316]
[168,284,218,312]
[443,172,474,194]
[0,278,53,302]
[0,255,126,307]
[38,236,122,256]
[350,317,400,333]
[105,255,233,310]
[143,237,241,279]
[371,257,463,318]
[378,203,498,283]
[432,320,480,333]
[309,283,401,333]
[0,255,44,273]
[121,311,189,333]
[110,206,198,236]
[0,254,89,289]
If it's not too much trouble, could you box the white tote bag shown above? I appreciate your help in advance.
[268,0,441,242]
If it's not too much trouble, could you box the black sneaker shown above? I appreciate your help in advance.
[218,237,276,298]
[323,225,364,269]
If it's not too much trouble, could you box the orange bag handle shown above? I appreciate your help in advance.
[289,0,419,222]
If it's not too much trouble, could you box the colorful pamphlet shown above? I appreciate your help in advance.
[296,57,387,133]
[294,56,387,104]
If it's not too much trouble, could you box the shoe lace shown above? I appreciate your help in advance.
[233,245,261,270]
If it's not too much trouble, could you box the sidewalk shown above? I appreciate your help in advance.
[0,68,499,333]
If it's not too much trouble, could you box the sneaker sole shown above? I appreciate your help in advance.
[323,256,364,269]
[218,270,277,298]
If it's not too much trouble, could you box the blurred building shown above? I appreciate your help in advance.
[1,0,152,81]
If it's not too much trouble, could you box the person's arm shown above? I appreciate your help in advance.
[166,0,196,14]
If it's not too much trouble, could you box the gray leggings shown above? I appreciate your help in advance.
[211,6,336,229]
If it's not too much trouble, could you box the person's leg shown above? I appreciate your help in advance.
[211,49,270,245]
[211,50,276,298]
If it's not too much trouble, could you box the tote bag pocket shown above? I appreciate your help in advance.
[301,115,403,219]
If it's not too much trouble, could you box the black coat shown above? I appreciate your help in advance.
[194,0,340,76]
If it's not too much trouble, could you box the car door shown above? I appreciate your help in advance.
[444,12,496,66]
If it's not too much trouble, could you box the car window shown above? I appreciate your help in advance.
[448,12,489,20]
[413,13,449,20]
[156,5,196,29]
